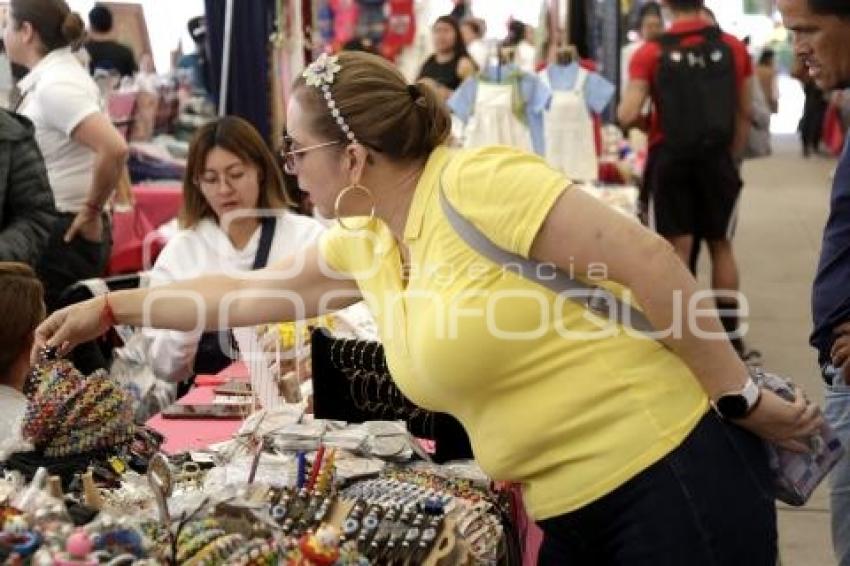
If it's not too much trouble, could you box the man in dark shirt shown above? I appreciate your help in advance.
[779,1,850,564]
[85,4,138,79]
[618,0,754,359]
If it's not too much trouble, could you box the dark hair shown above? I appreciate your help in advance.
[433,15,470,60]
[0,263,44,380]
[461,18,484,38]
[758,48,776,66]
[181,116,290,228]
[341,37,376,54]
[88,4,113,33]
[10,0,86,54]
[666,0,704,11]
[638,2,662,25]
[504,20,527,48]
[187,15,206,43]
[809,0,850,17]
[293,51,451,162]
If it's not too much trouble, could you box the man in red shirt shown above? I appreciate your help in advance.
[618,0,753,358]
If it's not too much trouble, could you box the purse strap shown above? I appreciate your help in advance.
[252,216,276,269]
[437,172,657,335]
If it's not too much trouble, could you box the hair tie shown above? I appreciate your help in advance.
[407,84,427,108]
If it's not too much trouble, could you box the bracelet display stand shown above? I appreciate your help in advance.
[311,328,473,463]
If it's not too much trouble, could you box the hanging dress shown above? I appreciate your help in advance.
[463,80,533,152]
[540,65,598,181]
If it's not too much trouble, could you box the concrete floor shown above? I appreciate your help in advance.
[708,133,836,565]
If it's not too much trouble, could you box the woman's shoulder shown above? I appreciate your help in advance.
[441,146,569,212]
[448,145,556,181]
[38,53,98,88]
[274,210,326,243]
[150,220,221,278]
[158,220,219,256]
[457,55,476,77]
[439,146,570,257]
[33,59,100,108]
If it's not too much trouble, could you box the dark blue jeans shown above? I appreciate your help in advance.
[537,412,777,566]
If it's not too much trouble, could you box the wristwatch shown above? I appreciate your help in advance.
[711,377,761,420]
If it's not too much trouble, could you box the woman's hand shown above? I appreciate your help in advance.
[734,387,824,453]
[32,297,108,362]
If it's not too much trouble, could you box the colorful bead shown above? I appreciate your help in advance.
[22,359,134,458]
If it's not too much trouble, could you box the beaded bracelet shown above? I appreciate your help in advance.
[175,528,226,563]
[176,519,220,547]
[24,364,134,457]
[225,538,277,566]
[185,533,244,566]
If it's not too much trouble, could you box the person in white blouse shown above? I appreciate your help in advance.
[3,0,129,312]
[145,117,325,387]
[0,263,44,457]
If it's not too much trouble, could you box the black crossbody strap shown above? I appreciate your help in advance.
[252,217,277,269]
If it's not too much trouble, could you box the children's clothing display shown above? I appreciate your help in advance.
[539,63,614,181]
[448,64,551,155]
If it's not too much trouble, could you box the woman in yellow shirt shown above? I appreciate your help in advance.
[37,52,821,565]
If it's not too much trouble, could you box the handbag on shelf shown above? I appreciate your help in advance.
[439,173,844,507]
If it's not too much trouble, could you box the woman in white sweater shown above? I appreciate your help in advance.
[146,117,324,386]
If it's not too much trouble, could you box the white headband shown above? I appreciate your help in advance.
[302,54,358,144]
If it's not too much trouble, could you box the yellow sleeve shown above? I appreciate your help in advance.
[443,147,572,258]
[318,225,349,275]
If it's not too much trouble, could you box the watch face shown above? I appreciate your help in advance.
[716,394,749,419]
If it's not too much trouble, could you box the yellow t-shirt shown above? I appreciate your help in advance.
[320,145,709,519]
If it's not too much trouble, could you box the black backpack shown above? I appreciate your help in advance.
[656,26,737,155]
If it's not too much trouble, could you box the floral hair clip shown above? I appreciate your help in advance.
[302,53,358,144]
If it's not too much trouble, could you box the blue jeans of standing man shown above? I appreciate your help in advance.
[824,363,850,566]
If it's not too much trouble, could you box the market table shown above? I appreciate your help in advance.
[145,360,546,564]
[145,362,249,454]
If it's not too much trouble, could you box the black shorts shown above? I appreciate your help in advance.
[645,145,742,240]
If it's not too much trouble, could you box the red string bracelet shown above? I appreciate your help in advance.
[101,293,117,331]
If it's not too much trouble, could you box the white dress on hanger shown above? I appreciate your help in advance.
[540,65,598,181]
[463,81,532,152]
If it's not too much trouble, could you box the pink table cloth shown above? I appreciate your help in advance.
[132,182,183,228]
[109,182,183,274]
[146,363,249,454]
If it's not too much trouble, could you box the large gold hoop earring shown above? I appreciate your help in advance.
[334,183,376,231]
